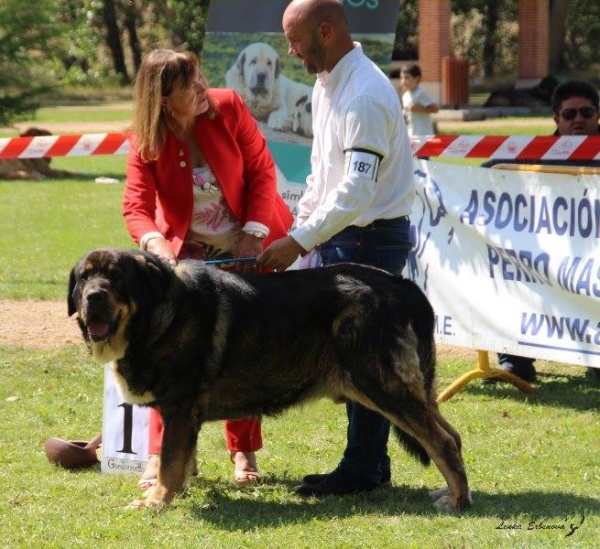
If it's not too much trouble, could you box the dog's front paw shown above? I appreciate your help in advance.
[127,483,172,510]
[267,111,292,132]
[127,498,165,510]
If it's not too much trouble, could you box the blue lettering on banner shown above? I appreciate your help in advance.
[557,257,600,297]
[434,315,453,335]
[280,188,305,218]
[460,189,600,238]
[487,244,551,285]
[520,312,600,348]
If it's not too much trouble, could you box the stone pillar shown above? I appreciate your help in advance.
[418,0,452,102]
[517,0,550,87]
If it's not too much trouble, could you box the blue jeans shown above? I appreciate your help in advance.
[319,216,412,484]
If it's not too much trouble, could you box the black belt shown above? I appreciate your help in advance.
[356,216,410,229]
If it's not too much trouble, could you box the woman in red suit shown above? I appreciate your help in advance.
[123,48,293,488]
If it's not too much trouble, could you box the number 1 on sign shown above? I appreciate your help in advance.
[117,403,137,455]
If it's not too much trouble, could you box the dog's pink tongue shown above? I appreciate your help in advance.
[87,322,110,338]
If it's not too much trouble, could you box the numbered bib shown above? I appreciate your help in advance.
[344,148,382,181]
[101,364,150,474]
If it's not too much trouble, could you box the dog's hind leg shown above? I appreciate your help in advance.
[428,403,463,454]
[386,403,471,512]
[347,372,471,512]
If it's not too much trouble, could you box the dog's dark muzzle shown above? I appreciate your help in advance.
[250,73,268,97]
[81,288,118,342]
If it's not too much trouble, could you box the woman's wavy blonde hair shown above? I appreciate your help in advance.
[132,49,217,162]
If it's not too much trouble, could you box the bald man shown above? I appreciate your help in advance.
[259,0,416,496]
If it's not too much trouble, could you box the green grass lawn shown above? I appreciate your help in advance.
[0,174,131,300]
[0,345,597,548]
[0,110,598,548]
[0,100,133,137]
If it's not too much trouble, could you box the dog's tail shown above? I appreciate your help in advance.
[392,426,431,466]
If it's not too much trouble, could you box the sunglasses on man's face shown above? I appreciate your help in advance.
[559,106,598,121]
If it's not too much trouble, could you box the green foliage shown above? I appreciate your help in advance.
[46,0,110,86]
[160,0,210,53]
[451,0,517,79]
[394,0,418,60]
[0,0,61,125]
[564,0,600,72]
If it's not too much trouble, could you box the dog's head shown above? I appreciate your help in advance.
[233,42,282,104]
[68,248,169,362]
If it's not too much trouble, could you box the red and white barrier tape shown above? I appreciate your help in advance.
[2,132,600,161]
[411,134,600,161]
[0,133,129,159]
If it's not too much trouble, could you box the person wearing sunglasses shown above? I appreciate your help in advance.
[483,79,600,385]
[552,80,600,136]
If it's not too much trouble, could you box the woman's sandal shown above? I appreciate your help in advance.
[138,454,200,490]
[230,451,261,484]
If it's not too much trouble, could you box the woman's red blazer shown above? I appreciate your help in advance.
[123,88,293,255]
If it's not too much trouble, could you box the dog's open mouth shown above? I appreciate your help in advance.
[86,321,111,341]
[85,313,120,342]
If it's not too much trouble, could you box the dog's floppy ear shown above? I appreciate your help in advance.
[67,265,78,317]
[130,251,171,303]
[296,94,308,108]
[236,51,246,78]
[275,55,282,79]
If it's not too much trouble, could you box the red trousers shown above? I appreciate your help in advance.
[148,407,262,455]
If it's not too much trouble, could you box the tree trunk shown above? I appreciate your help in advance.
[549,0,567,73]
[122,0,142,73]
[102,0,130,84]
[482,2,501,77]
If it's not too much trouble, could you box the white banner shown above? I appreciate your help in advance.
[101,365,150,474]
[407,160,600,368]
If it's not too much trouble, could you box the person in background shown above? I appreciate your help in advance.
[258,0,415,495]
[482,79,600,384]
[400,63,439,137]
[124,48,293,487]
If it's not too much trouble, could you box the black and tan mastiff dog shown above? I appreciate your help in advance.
[68,248,471,511]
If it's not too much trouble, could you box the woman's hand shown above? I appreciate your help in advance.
[235,232,264,272]
[145,237,178,267]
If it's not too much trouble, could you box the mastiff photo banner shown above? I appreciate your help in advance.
[408,159,600,368]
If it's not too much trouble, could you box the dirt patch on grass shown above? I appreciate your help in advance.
[0,299,474,360]
[0,300,81,349]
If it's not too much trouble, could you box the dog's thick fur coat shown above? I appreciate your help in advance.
[68,248,471,511]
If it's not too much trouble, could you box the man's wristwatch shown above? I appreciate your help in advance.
[243,229,267,239]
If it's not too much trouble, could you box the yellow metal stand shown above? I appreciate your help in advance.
[436,350,535,403]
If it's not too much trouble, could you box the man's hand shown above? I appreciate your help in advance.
[257,236,306,271]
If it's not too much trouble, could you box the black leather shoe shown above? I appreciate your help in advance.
[482,357,537,385]
[303,470,392,487]
[295,469,380,496]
